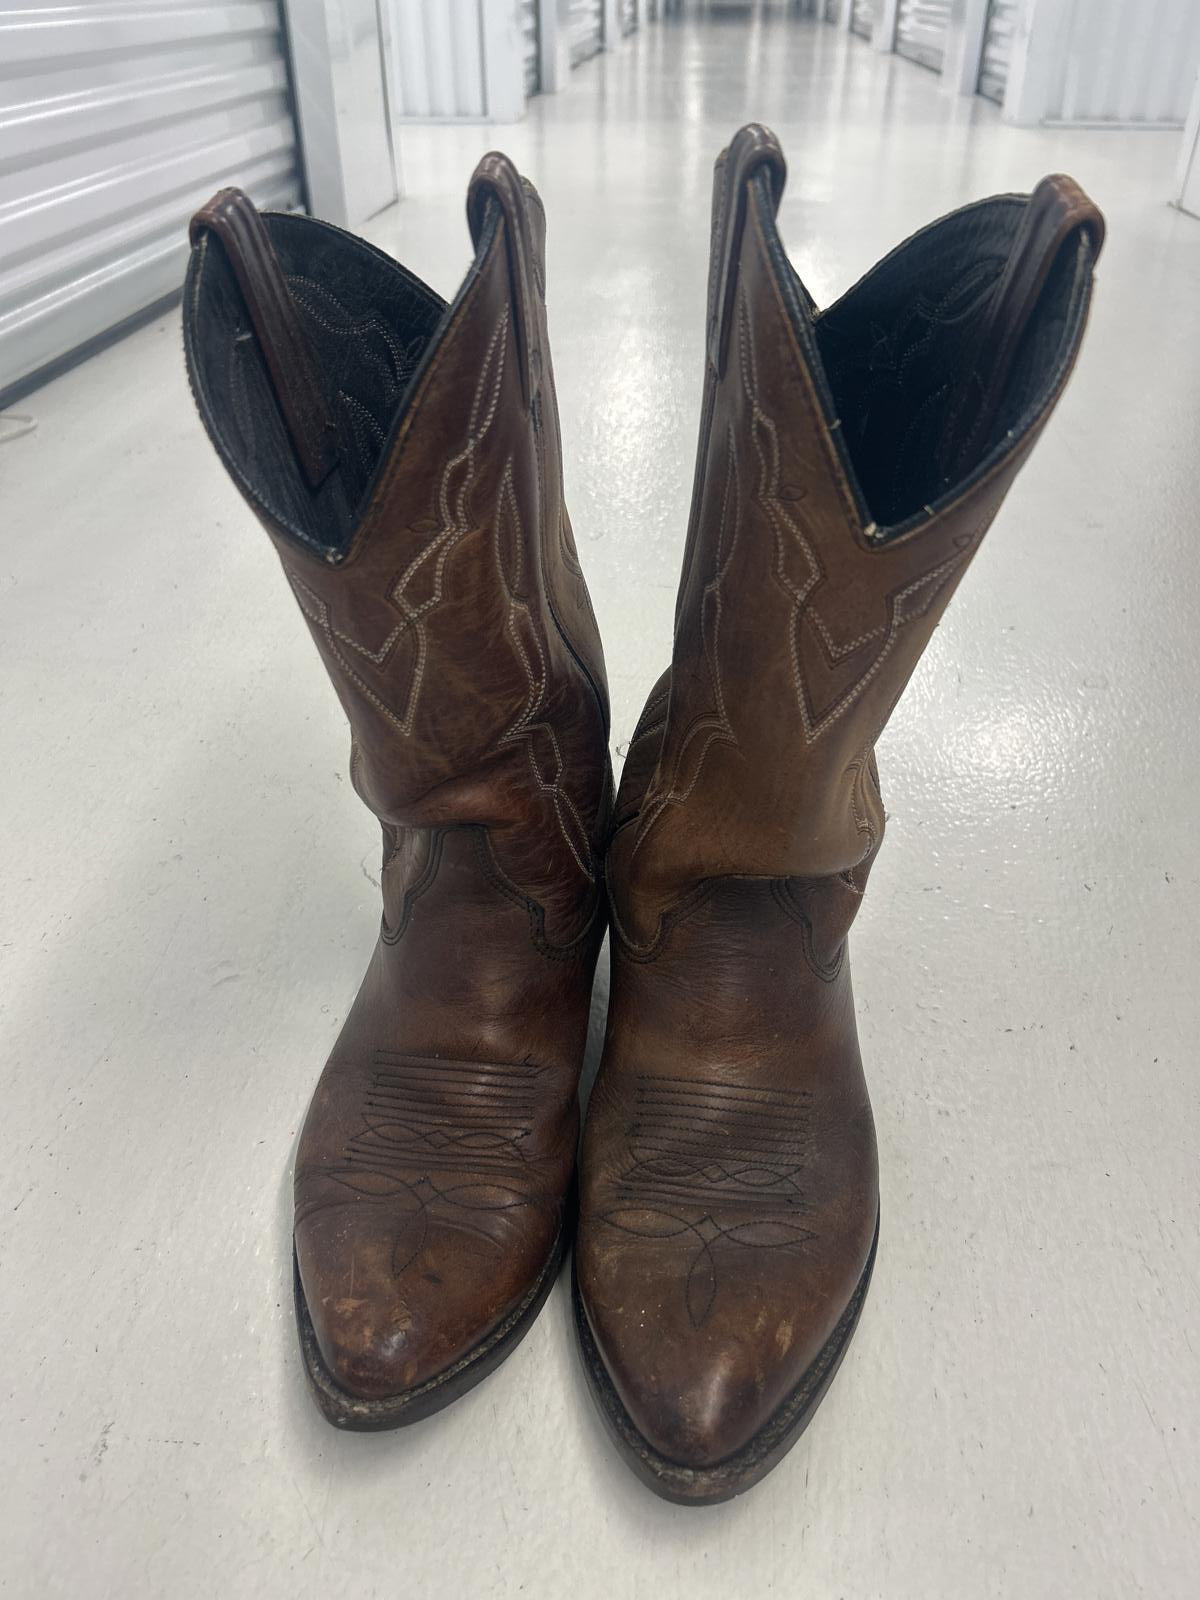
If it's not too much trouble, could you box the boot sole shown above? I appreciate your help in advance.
[294,1218,566,1432]
[572,1208,879,1504]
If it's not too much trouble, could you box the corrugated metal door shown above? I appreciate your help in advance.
[824,0,842,22]
[0,0,302,403]
[391,0,485,117]
[568,0,604,66]
[330,0,396,224]
[521,0,541,96]
[894,0,952,72]
[620,0,638,35]
[850,0,876,41]
[1049,0,1200,124]
[977,0,1016,104]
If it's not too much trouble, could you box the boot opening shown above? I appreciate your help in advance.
[773,187,1100,535]
[183,213,447,560]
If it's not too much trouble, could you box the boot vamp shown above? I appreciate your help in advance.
[295,834,596,1400]
[578,881,878,1468]
[295,1050,572,1399]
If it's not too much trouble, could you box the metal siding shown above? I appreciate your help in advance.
[977,0,1016,104]
[521,0,540,96]
[620,0,638,35]
[0,1,301,400]
[568,0,604,66]
[824,0,842,22]
[391,0,485,119]
[1051,0,1200,124]
[850,0,876,41]
[329,0,396,223]
[895,0,951,73]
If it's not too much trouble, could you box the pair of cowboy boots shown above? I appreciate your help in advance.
[184,125,1103,1504]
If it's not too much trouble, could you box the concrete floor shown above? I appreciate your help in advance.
[2,12,1198,1599]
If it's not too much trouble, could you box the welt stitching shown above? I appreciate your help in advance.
[285,273,408,371]
[631,422,740,859]
[606,871,719,962]
[470,828,600,964]
[626,715,667,755]
[769,879,844,983]
[380,828,446,944]
[339,389,387,448]
[337,233,504,567]
[754,202,862,535]
[533,406,610,743]
[735,280,991,742]
[491,460,596,883]
[284,309,510,737]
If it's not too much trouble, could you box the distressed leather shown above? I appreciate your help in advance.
[576,126,1103,1481]
[184,157,610,1406]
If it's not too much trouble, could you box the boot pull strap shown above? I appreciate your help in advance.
[941,174,1106,480]
[189,189,338,489]
[708,123,787,380]
[466,153,539,409]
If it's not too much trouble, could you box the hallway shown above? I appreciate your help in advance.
[1,12,1197,1597]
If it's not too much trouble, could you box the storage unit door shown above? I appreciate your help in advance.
[391,1,486,119]
[620,0,638,35]
[850,0,877,41]
[568,0,604,65]
[894,0,952,72]
[0,0,303,403]
[521,0,541,96]
[977,0,1017,104]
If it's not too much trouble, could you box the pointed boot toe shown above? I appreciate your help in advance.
[579,1276,771,1470]
[576,1203,879,1502]
[295,1192,562,1424]
[291,1022,577,1429]
[575,1057,879,1501]
[299,1232,443,1403]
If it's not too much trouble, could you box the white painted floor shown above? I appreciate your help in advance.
[2,13,1198,1598]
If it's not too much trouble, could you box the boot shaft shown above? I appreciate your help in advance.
[184,158,610,944]
[613,126,1103,949]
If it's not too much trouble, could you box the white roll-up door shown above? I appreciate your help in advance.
[391,1,485,118]
[0,0,302,404]
[620,0,638,35]
[977,0,1016,104]
[850,0,876,41]
[520,0,541,96]
[568,0,604,66]
[894,0,952,72]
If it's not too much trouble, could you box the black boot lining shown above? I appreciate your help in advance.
[183,213,449,560]
[757,178,1098,537]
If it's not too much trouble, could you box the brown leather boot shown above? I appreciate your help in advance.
[184,157,611,1428]
[574,126,1104,1502]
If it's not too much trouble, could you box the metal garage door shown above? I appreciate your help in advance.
[850,0,876,41]
[824,0,842,21]
[977,0,1017,104]
[895,0,952,72]
[569,0,604,66]
[0,0,302,405]
[521,0,541,96]
[620,0,638,35]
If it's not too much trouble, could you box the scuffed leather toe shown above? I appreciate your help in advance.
[583,1301,767,1467]
[577,1228,866,1469]
[296,1194,557,1400]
